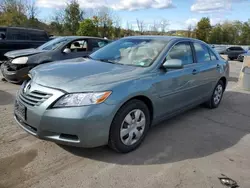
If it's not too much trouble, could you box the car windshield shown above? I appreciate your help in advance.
[38,37,70,50]
[90,38,168,67]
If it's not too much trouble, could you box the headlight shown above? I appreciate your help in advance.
[12,57,28,64]
[53,91,112,107]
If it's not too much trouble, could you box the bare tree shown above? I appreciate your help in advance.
[187,24,192,38]
[160,19,169,34]
[126,21,132,30]
[151,20,160,34]
[136,18,144,34]
[26,0,38,19]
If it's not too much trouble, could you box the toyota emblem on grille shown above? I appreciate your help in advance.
[23,81,31,93]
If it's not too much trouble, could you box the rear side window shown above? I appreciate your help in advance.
[92,39,109,48]
[29,31,48,41]
[194,43,211,62]
[166,42,194,66]
[8,29,29,40]
[228,47,244,51]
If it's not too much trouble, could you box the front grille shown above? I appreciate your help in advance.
[18,90,52,106]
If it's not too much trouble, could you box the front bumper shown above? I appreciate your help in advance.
[14,82,117,148]
[1,62,30,83]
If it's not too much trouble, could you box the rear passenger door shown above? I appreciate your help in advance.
[192,42,221,99]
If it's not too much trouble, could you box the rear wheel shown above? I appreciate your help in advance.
[205,80,225,109]
[109,99,150,153]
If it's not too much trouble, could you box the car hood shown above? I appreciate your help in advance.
[30,59,145,92]
[5,48,46,58]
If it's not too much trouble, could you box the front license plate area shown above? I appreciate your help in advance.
[14,101,26,121]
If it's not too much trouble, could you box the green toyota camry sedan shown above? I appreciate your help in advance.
[14,36,229,153]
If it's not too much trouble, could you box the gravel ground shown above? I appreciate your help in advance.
[0,61,250,188]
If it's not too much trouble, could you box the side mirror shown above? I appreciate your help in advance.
[63,48,71,54]
[163,59,183,69]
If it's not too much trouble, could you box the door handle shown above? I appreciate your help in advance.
[192,69,198,75]
[216,64,220,69]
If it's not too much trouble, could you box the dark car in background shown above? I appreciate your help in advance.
[0,27,49,63]
[219,46,246,60]
[1,36,110,83]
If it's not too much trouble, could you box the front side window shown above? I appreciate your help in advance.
[228,47,244,51]
[166,42,193,66]
[68,40,88,52]
[90,38,168,67]
[194,43,211,62]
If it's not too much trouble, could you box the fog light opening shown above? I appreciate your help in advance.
[59,134,79,141]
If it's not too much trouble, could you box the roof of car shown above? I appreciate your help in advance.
[0,26,46,32]
[124,35,206,43]
[59,36,109,40]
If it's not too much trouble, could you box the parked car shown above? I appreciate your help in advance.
[14,36,229,153]
[0,27,49,63]
[219,46,246,60]
[1,36,109,83]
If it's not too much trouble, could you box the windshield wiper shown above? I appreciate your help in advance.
[98,59,117,64]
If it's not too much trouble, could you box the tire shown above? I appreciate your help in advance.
[205,80,225,109]
[108,99,150,153]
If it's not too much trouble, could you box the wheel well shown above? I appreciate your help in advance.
[220,77,227,90]
[127,96,154,124]
[41,61,51,64]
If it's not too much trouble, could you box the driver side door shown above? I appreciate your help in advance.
[154,41,200,118]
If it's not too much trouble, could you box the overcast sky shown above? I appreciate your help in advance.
[36,0,250,30]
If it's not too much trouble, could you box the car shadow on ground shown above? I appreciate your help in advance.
[0,90,14,106]
[228,76,239,82]
[59,90,250,165]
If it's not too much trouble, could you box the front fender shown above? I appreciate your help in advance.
[27,53,53,65]
[104,75,156,115]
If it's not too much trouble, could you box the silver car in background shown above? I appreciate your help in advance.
[14,36,229,153]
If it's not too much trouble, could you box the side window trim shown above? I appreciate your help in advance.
[207,46,212,61]
[190,42,197,64]
[208,47,218,61]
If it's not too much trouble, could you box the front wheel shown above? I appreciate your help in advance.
[205,80,225,109]
[109,99,150,153]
